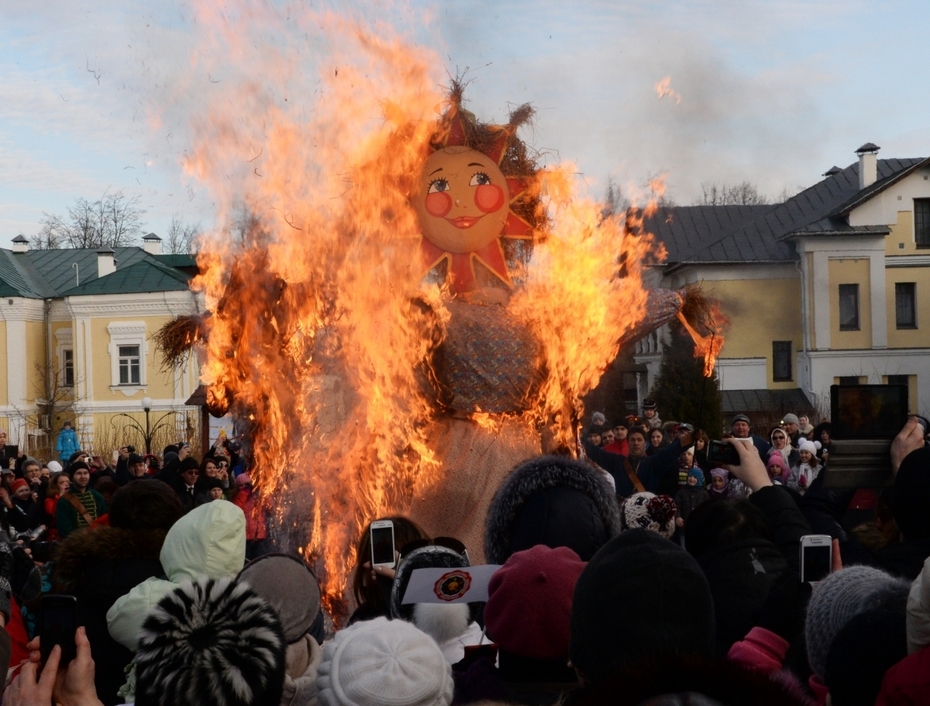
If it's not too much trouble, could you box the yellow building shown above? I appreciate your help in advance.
[0,235,202,460]
[637,143,930,423]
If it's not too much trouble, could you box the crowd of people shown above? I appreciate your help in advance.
[0,402,926,705]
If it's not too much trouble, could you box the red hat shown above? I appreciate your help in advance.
[484,544,585,661]
[10,478,29,494]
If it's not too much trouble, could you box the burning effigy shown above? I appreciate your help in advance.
[156,15,723,615]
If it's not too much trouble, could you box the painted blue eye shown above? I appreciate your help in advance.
[428,178,450,193]
[470,172,491,186]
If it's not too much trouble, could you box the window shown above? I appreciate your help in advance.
[773,341,792,381]
[118,346,141,385]
[895,282,916,329]
[839,284,860,330]
[63,349,74,387]
[838,376,862,385]
[887,374,909,387]
[916,199,930,248]
[107,321,147,390]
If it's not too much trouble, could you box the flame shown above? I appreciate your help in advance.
[654,76,682,104]
[171,2,668,615]
[676,301,729,377]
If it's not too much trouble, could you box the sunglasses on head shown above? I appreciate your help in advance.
[399,537,468,560]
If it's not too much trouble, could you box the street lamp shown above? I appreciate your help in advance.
[113,397,174,454]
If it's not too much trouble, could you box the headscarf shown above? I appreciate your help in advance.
[709,468,729,497]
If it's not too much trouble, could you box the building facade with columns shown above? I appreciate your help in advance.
[636,144,930,422]
[0,234,203,459]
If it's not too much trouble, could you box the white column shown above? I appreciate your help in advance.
[812,251,831,350]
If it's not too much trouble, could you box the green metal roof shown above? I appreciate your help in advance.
[0,246,195,299]
[59,258,191,296]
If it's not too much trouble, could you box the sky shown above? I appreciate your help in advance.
[2,0,930,248]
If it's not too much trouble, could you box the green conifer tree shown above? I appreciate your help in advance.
[650,320,723,436]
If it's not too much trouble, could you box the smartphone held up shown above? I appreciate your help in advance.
[799,535,833,584]
[370,520,396,569]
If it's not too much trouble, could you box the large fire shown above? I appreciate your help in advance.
[172,4,722,612]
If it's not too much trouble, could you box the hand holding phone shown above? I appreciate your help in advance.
[40,594,78,665]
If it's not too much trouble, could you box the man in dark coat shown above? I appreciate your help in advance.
[584,427,693,498]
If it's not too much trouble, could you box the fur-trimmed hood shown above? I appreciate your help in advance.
[484,455,621,564]
[52,526,167,592]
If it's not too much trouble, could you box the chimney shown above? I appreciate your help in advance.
[96,248,116,278]
[142,232,162,255]
[11,234,28,253]
[856,142,880,190]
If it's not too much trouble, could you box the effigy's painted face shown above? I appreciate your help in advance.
[414,146,510,254]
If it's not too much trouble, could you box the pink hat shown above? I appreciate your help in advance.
[766,452,790,476]
[485,545,585,661]
[235,473,252,487]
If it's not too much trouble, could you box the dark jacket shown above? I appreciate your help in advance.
[584,439,684,498]
[674,486,709,522]
[695,486,811,657]
[52,526,168,705]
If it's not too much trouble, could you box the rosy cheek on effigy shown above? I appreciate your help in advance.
[425,191,452,217]
[474,183,504,213]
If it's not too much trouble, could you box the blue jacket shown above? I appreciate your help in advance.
[56,427,80,461]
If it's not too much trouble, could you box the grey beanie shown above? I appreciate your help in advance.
[805,565,911,677]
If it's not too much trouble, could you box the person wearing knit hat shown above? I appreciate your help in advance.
[484,455,621,564]
[805,565,911,678]
[390,544,483,664]
[788,439,821,494]
[238,554,325,705]
[619,492,677,540]
[823,608,908,706]
[316,616,454,706]
[135,576,287,706]
[730,414,773,458]
[765,450,790,484]
[485,544,585,688]
[781,413,801,445]
[906,555,930,654]
[5,478,43,533]
[570,529,715,685]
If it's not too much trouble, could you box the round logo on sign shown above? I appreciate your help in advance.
[433,569,472,602]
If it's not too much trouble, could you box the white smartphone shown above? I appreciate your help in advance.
[369,520,396,569]
[799,534,833,583]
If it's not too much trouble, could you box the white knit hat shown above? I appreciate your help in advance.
[316,617,453,706]
[47,460,63,473]
[798,439,821,456]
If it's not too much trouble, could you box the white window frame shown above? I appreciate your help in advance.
[55,328,74,388]
[107,321,147,393]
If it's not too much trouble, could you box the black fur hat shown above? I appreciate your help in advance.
[135,576,286,706]
[484,455,621,564]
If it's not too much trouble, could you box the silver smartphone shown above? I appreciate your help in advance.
[799,534,832,583]
[370,519,396,569]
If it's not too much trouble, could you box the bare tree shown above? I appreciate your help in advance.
[165,215,202,254]
[696,181,770,206]
[600,178,631,220]
[29,191,145,250]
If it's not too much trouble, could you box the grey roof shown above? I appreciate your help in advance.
[0,246,195,298]
[721,388,812,416]
[644,156,930,269]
